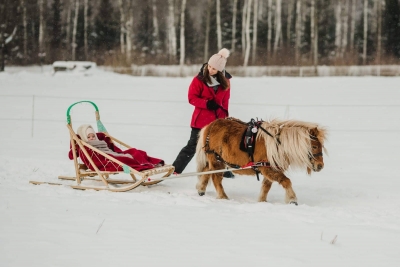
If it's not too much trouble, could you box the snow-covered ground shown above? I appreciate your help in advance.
[1,66,399,267]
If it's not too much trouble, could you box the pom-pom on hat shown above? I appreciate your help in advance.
[208,48,230,72]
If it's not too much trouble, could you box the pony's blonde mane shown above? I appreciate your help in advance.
[257,119,327,171]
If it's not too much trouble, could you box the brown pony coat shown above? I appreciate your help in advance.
[195,118,327,204]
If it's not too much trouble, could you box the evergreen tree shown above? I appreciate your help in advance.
[182,8,198,63]
[136,1,154,56]
[384,0,400,58]
[94,0,118,51]
[50,0,62,61]
[317,0,336,64]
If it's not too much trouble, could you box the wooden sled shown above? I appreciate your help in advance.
[29,101,174,192]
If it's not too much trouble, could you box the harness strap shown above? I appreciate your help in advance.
[255,122,281,145]
[204,149,271,172]
[204,149,241,169]
[204,118,276,182]
[242,161,271,168]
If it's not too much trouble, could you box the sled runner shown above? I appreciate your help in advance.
[29,101,174,191]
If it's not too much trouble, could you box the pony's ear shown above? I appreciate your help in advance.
[309,128,317,137]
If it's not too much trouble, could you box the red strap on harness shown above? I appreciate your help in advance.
[241,161,270,168]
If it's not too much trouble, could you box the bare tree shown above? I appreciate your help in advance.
[152,0,160,52]
[363,0,368,65]
[179,0,187,66]
[376,0,382,64]
[310,0,317,66]
[274,0,282,53]
[335,0,342,58]
[204,0,211,62]
[313,1,318,67]
[350,0,356,53]
[216,0,222,50]
[295,0,302,64]
[252,0,259,64]
[231,0,238,53]
[21,0,28,61]
[126,0,133,63]
[118,0,125,54]
[243,0,252,67]
[287,0,293,43]
[66,0,71,54]
[84,0,89,59]
[241,0,248,56]
[38,0,45,56]
[341,0,349,57]
[0,0,18,71]
[167,0,177,61]
[1,27,18,71]
[71,0,79,61]
[267,0,272,58]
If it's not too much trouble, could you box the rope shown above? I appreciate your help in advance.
[146,162,270,182]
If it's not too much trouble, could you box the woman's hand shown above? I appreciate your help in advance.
[206,100,219,110]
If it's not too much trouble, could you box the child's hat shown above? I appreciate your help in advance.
[86,127,96,138]
[77,124,97,142]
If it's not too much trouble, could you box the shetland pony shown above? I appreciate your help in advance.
[195,117,327,205]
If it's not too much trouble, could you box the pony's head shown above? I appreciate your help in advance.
[307,127,327,174]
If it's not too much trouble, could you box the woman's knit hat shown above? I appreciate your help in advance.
[208,48,230,72]
[77,124,97,142]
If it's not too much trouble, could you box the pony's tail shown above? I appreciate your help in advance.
[196,127,208,173]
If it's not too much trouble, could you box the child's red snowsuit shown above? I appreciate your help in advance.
[68,132,164,171]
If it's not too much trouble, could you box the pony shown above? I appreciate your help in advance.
[195,117,327,205]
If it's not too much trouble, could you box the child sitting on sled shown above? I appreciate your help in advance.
[68,124,164,172]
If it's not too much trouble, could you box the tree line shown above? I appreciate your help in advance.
[1,0,400,71]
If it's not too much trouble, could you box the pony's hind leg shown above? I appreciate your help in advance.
[258,177,273,202]
[211,173,229,199]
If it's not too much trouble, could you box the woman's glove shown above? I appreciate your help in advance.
[206,100,219,110]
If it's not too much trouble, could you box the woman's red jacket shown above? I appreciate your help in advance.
[188,72,231,129]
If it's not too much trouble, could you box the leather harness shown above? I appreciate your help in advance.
[204,118,279,181]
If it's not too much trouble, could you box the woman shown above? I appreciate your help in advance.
[172,48,234,177]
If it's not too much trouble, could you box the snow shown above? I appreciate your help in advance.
[1,67,400,267]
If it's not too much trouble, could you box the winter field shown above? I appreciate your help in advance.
[1,66,400,267]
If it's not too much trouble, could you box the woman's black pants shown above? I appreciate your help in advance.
[172,128,200,174]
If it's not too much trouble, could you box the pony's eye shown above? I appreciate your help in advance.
[312,145,318,149]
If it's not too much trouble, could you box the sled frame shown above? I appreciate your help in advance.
[30,101,174,192]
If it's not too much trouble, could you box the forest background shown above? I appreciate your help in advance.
[1,0,400,72]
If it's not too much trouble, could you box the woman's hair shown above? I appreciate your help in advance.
[202,64,229,90]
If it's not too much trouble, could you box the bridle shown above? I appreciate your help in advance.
[309,135,323,159]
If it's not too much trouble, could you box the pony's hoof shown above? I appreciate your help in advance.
[289,201,298,206]
[198,192,205,196]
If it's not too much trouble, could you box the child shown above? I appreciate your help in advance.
[70,124,164,171]
[78,124,133,159]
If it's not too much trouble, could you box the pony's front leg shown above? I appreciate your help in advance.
[196,174,210,196]
[211,173,229,199]
[261,170,298,205]
[258,177,272,202]
[279,175,298,205]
